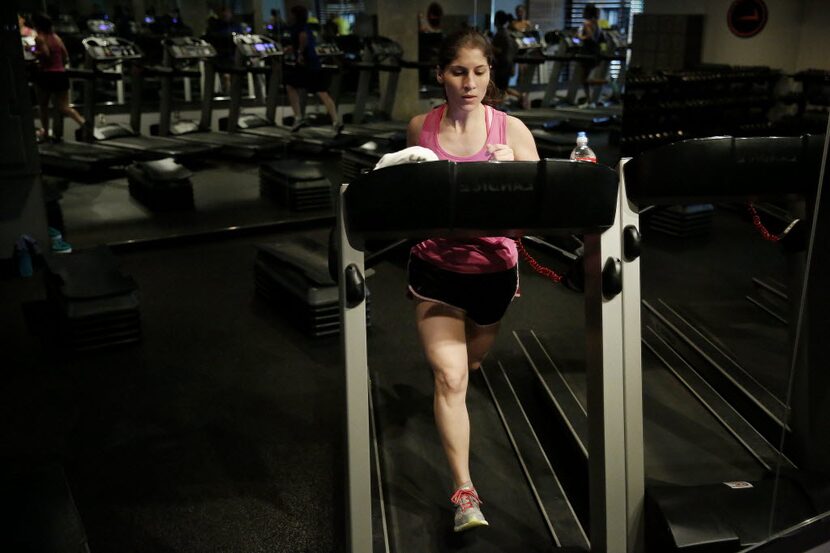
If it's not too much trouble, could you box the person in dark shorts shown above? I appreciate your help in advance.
[31,12,87,142]
[284,5,342,133]
[491,10,521,105]
[404,28,539,532]
[577,2,603,106]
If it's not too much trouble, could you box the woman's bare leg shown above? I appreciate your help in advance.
[415,300,472,488]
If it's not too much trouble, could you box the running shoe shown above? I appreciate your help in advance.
[451,485,489,532]
[291,118,309,132]
[51,238,72,254]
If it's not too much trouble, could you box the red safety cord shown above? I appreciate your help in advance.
[515,238,564,284]
[747,203,800,243]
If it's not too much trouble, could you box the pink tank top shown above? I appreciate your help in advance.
[412,104,518,274]
[39,33,65,73]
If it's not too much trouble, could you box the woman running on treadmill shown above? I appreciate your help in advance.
[405,27,539,532]
[284,5,342,133]
[509,4,533,108]
[30,12,87,142]
[577,3,603,107]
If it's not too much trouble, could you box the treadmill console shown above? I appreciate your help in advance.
[55,15,80,35]
[367,37,404,63]
[233,34,282,59]
[83,36,143,62]
[315,42,343,57]
[21,36,37,62]
[512,30,544,51]
[165,36,217,60]
[602,29,629,52]
[556,29,582,51]
[86,19,116,36]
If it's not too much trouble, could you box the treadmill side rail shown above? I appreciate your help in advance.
[338,184,372,553]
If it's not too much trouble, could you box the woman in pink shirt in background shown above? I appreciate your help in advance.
[31,12,87,141]
[405,27,539,533]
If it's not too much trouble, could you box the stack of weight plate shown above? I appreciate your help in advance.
[259,160,332,211]
[648,204,714,237]
[255,235,371,337]
[43,246,141,351]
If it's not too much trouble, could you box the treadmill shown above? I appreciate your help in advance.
[151,35,282,159]
[338,36,415,145]
[336,138,829,552]
[226,34,361,153]
[21,36,134,173]
[76,35,220,162]
[336,159,638,552]
[506,29,626,125]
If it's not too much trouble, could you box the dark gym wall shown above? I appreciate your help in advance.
[1,1,47,262]
[644,0,829,72]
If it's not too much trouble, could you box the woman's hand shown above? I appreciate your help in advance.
[486,143,514,161]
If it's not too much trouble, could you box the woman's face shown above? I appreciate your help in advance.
[438,46,490,111]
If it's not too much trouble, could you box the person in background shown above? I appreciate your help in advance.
[30,12,87,143]
[509,4,532,32]
[204,6,243,94]
[322,18,339,43]
[509,4,532,108]
[491,10,522,106]
[266,8,283,37]
[30,12,78,254]
[577,2,602,107]
[332,14,350,36]
[405,27,538,533]
[19,13,35,37]
[284,5,342,133]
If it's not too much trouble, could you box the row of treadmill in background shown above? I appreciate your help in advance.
[21,31,401,341]
[22,32,401,207]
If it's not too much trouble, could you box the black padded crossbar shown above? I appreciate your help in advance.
[343,160,618,249]
[624,136,824,204]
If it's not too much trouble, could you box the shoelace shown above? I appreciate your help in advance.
[450,488,482,513]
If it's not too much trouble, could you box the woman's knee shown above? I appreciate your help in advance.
[433,366,468,397]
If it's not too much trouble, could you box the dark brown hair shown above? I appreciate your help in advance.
[32,12,54,33]
[290,5,309,25]
[437,28,502,106]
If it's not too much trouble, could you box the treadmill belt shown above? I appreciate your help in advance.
[671,300,790,402]
[531,332,765,486]
[641,347,766,485]
[371,349,553,551]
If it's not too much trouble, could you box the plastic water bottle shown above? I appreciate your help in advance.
[570,132,597,163]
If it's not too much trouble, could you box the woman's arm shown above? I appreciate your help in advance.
[506,115,540,161]
[407,113,426,147]
[578,19,594,40]
[297,30,308,63]
[35,34,50,59]
[57,35,69,65]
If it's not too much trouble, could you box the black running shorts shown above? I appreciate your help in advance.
[407,254,519,326]
[36,71,70,93]
[284,65,331,93]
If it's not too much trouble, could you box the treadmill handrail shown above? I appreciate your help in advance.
[343,159,618,249]
[624,136,824,204]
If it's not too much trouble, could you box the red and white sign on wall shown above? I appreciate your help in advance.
[727,0,769,38]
